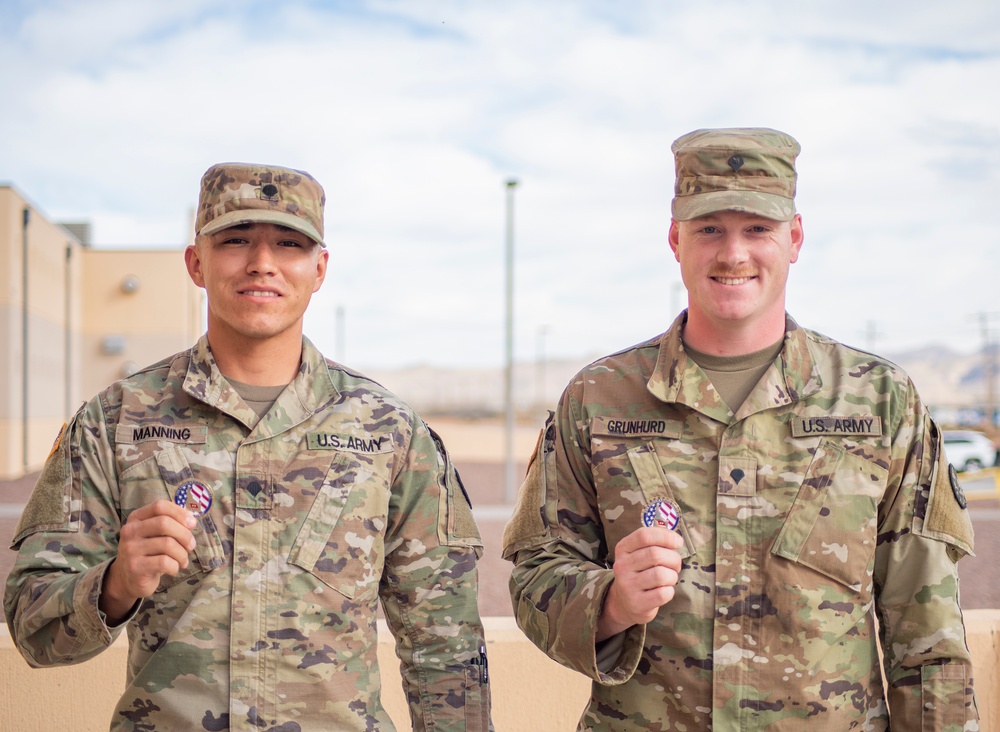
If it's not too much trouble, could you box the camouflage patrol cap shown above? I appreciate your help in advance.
[671,128,800,221]
[196,162,326,246]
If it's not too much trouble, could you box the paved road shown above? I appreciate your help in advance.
[3,466,998,619]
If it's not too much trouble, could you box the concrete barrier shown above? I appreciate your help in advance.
[3,612,998,730]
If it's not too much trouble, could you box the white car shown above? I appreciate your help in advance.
[943,430,998,473]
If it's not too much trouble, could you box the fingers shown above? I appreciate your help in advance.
[118,500,198,591]
[125,500,197,548]
[100,499,201,624]
[616,525,684,554]
[625,562,680,592]
[128,499,198,529]
[597,526,684,640]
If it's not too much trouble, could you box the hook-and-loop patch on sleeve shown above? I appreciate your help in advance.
[916,423,974,559]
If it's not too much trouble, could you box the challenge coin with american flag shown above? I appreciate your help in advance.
[642,499,679,530]
[174,480,213,517]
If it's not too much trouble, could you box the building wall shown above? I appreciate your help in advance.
[0,186,82,480]
[0,184,203,480]
[80,249,203,399]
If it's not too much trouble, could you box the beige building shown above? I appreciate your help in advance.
[0,184,203,480]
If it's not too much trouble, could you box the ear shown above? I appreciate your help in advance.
[788,214,804,264]
[184,244,206,288]
[312,248,329,293]
[668,220,682,262]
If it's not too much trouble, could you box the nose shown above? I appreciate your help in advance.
[716,231,750,266]
[246,242,277,275]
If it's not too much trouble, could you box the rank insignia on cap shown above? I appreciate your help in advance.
[642,499,680,530]
[175,481,213,517]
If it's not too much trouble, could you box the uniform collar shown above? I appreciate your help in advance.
[647,312,823,421]
[181,335,338,434]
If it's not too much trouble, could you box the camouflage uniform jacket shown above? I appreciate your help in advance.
[503,314,977,731]
[5,336,492,732]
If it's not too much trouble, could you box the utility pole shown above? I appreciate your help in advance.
[65,244,73,421]
[864,321,883,352]
[535,325,550,413]
[978,312,999,430]
[503,179,519,504]
[335,305,346,363]
[671,281,684,317]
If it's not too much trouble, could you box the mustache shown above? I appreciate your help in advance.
[708,267,758,278]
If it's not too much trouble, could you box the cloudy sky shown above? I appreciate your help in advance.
[2,0,998,370]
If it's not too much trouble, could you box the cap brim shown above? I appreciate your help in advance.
[672,191,795,222]
[198,210,325,247]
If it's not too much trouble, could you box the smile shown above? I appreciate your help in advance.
[242,290,280,297]
[712,276,755,285]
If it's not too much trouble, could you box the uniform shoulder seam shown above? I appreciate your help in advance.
[578,331,665,373]
[802,327,907,376]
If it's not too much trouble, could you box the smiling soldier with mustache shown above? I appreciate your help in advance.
[503,128,978,731]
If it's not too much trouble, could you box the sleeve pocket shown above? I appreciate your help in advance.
[427,426,483,552]
[920,664,969,730]
[463,663,491,732]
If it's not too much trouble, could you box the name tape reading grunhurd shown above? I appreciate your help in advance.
[591,417,681,439]
[790,416,882,437]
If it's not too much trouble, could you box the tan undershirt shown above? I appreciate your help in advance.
[227,378,288,421]
[683,337,785,413]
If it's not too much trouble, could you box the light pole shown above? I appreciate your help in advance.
[671,281,684,317]
[22,207,30,471]
[335,305,346,363]
[535,325,550,413]
[503,179,519,504]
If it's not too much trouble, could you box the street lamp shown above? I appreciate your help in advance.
[22,207,30,470]
[503,179,518,504]
[536,325,550,412]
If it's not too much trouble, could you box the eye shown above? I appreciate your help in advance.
[748,224,771,233]
[700,225,719,234]
[278,239,304,248]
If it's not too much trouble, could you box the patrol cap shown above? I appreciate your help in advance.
[196,162,326,246]
[671,128,800,222]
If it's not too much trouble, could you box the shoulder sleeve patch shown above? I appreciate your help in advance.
[12,414,83,547]
[923,428,975,558]
[47,422,67,459]
[502,412,556,560]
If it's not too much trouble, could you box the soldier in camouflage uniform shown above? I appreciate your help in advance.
[503,128,977,730]
[5,163,492,731]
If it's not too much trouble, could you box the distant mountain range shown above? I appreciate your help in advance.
[363,344,997,428]
[887,345,997,428]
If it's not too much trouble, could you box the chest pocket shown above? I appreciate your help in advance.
[118,446,227,589]
[592,441,696,562]
[627,445,695,559]
[771,439,886,594]
[287,449,391,600]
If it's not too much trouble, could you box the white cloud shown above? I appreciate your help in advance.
[1,0,998,369]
